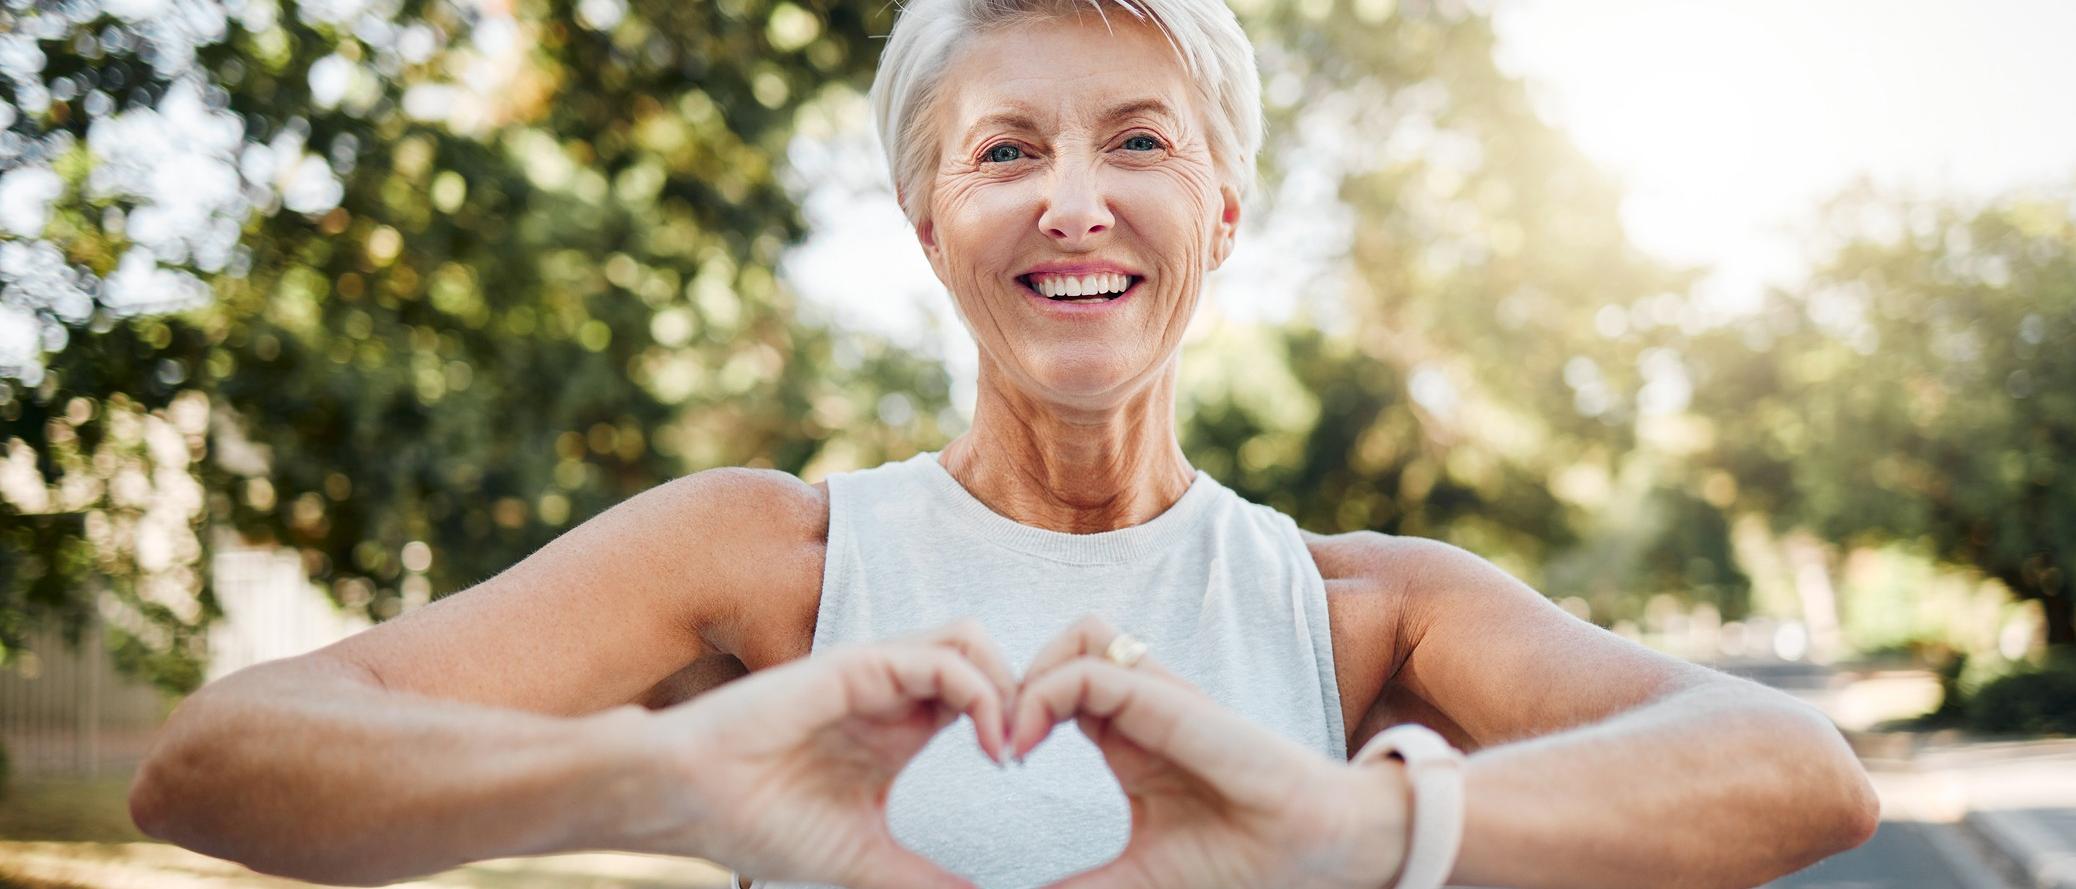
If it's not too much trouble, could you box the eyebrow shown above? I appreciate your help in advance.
[959,98,1181,145]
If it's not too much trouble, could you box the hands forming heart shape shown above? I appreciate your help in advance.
[609,616,1413,889]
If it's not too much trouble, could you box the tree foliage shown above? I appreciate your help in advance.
[1686,184,2076,648]
[1,0,952,690]
[1183,1,1742,615]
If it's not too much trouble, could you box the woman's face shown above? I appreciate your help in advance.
[916,13,1242,409]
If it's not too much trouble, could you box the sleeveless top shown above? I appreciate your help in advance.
[740,450,1346,889]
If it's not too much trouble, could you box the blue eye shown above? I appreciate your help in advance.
[1123,135,1161,151]
[984,144,1023,163]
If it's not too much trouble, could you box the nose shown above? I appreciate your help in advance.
[1037,164,1113,247]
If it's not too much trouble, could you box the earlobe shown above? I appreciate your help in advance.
[915,216,950,283]
[1209,183,1242,270]
[900,184,934,252]
[917,217,939,257]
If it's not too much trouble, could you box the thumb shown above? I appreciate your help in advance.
[846,835,978,889]
[1036,855,1145,889]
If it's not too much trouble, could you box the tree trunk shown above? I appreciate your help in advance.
[1783,533,1842,665]
[2043,587,2074,649]
[1998,564,2073,654]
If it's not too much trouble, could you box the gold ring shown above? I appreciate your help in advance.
[1103,632,1148,669]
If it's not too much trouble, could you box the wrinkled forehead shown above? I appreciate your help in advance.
[932,14,1201,146]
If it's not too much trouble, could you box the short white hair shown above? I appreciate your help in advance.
[868,0,1264,227]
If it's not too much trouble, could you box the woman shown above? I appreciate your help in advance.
[127,1,1881,888]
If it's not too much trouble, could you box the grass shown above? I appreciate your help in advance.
[0,774,148,846]
[0,874,93,889]
[0,768,733,888]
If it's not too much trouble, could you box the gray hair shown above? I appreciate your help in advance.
[868,0,1264,227]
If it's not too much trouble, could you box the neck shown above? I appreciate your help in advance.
[938,359,1195,534]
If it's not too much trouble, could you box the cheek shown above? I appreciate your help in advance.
[933,177,1029,273]
[1126,164,1222,283]
[928,176,1033,339]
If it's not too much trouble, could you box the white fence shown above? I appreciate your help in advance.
[0,616,166,777]
[205,545,372,683]
[1,542,370,777]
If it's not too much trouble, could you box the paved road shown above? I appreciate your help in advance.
[1706,658,2020,889]
[1764,819,2008,889]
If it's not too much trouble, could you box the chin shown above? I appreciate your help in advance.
[1022,345,1147,402]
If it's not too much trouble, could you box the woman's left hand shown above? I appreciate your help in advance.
[1009,615,1412,889]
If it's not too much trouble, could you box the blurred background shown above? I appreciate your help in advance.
[1,0,2073,886]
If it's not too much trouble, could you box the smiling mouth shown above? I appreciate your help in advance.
[1016,274,1143,303]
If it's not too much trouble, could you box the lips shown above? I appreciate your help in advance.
[1015,261,1146,279]
[1015,273,1144,301]
[1015,275,1143,313]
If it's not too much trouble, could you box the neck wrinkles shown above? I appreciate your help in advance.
[938,358,1195,534]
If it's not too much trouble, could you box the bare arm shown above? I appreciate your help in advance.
[127,468,826,885]
[1364,535,1880,889]
[1449,677,1874,889]
[128,656,659,884]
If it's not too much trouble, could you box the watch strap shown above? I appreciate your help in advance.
[1352,723,1467,889]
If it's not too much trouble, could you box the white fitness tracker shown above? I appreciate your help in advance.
[1352,723,1468,889]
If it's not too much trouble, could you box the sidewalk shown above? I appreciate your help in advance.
[1912,736,2076,889]
[0,840,737,888]
[1711,657,2076,889]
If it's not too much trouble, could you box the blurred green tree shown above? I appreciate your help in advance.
[1685,183,2076,650]
[1182,0,1743,618]
[0,0,951,691]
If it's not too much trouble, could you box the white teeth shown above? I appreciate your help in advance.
[1031,272,1133,298]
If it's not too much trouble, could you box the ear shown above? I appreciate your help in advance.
[915,215,944,271]
[1207,182,1242,271]
[900,183,955,288]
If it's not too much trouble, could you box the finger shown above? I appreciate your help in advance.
[1013,616,1119,755]
[845,835,979,889]
[913,618,1019,709]
[839,644,1009,764]
[1022,614,1120,686]
[894,646,1010,765]
[1009,655,1141,761]
[1011,657,1300,780]
[1012,618,1194,761]
[1074,713,1108,749]
[1035,859,1140,889]
[1023,614,1186,691]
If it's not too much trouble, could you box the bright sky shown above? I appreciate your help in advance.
[779,0,2076,415]
[1491,0,2076,310]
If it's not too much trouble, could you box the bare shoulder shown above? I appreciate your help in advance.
[1298,529,1476,690]
[1299,528,1420,749]
[313,465,830,718]
[1308,529,1719,750]
[615,467,828,710]
[1298,529,1495,650]
[665,466,828,670]
[1300,527,1427,592]
[667,465,828,552]
[1301,527,1590,662]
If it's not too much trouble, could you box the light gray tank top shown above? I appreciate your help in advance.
[741,450,1346,889]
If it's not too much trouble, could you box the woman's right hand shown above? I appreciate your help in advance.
[613,619,1015,889]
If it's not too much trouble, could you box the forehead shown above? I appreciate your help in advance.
[935,14,1198,138]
